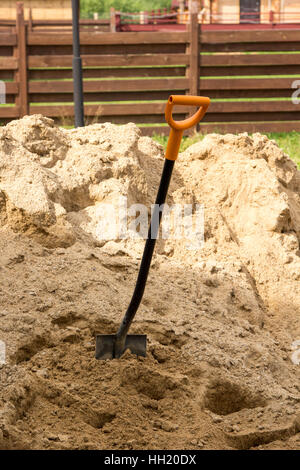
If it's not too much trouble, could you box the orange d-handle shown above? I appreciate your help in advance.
[165,95,210,161]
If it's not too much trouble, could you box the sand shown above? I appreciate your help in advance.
[0,115,299,450]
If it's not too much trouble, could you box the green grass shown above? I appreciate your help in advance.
[152,131,300,168]
[268,131,300,168]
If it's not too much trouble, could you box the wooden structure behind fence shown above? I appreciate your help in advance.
[1,3,300,134]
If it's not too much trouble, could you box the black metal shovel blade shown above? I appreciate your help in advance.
[95,334,147,360]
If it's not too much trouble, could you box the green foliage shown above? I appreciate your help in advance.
[267,131,300,168]
[80,0,172,18]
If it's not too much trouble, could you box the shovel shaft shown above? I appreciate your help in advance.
[112,95,210,358]
[114,158,175,353]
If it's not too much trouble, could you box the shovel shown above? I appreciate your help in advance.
[96,95,210,360]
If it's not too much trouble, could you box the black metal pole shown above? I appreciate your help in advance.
[72,0,84,127]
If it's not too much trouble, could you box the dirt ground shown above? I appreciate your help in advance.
[0,116,299,450]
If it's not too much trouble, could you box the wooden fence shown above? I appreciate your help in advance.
[1,3,300,134]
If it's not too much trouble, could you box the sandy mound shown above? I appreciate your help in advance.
[177,133,300,341]
[0,115,163,249]
[0,116,299,450]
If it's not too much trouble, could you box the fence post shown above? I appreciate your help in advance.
[115,12,121,31]
[189,6,199,97]
[28,7,33,32]
[178,1,184,24]
[93,12,99,30]
[15,2,29,118]
[186,2,200,133]
[110,7,116,32]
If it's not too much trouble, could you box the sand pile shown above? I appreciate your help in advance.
[0,115,164,250]
[0,116,299,450]
[176,133,300,341]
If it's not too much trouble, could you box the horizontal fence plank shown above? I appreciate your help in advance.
[28,31,189,46]
[204,112,300,122]
[29,94,296,105]
[30,19,110,26]
[0,34,17,46]
[201,65,300,76]
[30,90,176,103]
[30,26,110,33]
[2,82,18,94]
[201,53,300,67]
[30,102,190,117]
[29,66,186,80]
[30,101,300,118]
[201,42,300,53]
[206,90,294,99]
[201,29,300,44]
[29,78,294,97]
[33,43,187,56]
[28,44,187,56]
[0,19,109,27]
[201,52,300,76]
[208,101,299,113]
[0,57,17,70]
[29,78,189,94]
[199,77,297,91]
[29,106,186,125]
[28,53,189,68]
[27,51,300,75]
[0,107,19,118]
